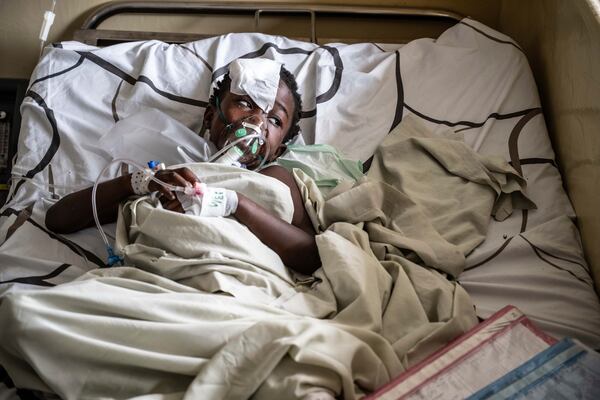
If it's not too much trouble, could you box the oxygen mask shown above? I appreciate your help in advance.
[210,114,271,170]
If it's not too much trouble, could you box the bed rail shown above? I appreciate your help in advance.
[74,1,463,46]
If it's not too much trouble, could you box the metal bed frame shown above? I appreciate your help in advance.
[73,1,463,46]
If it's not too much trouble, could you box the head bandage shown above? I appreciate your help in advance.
[229,58,282,113]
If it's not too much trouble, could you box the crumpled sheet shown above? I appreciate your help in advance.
[298,115,536,278]
[0,119,535,399]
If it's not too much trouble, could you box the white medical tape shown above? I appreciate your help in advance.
[176,187,238,217]
[229,58,282,113]
[131,169,154,195]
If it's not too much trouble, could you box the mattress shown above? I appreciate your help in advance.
[1,16,599,374]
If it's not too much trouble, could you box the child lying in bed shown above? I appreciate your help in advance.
[45,59,321,275]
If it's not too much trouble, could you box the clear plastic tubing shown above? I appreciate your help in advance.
[207,132,261,161]
[91,158,186,249]
[93,134,266,255]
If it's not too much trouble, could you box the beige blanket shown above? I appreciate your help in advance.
[298,115,535,278]
[0,117,534,399]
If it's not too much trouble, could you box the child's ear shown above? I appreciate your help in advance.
[202,105,215,128]
[200,106,215,139]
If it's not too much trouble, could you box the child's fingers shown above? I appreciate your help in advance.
[176,167,201,185]
[152,170,189,195]
[152,184,173,200]
[161,197,184,213]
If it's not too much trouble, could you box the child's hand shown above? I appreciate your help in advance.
[149,167,199,212]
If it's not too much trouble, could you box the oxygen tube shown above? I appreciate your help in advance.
[207,129,266,165]
[92,158,203,267]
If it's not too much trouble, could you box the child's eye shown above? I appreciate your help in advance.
[237,99,252,109]
[268,116,282,127]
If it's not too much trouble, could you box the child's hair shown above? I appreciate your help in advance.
[209,64,303,142]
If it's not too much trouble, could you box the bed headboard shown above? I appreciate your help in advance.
[73,1,463,46]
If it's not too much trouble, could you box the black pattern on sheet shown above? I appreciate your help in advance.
[520,235,592,286]
[111,81,123,122]
[465,237,514,270]
[179,44,213,72]
[0,210,106,269]
[520,210,529,233]
[30,55,85,87]
[300,109,317,119]
[0,208,106,268]
[466,231,591,281]
[0,207,18,217]
[211,42,344,119]
[2,206,32,241]
[507,108,542,233]
[8,91,61,204]
[522,235,589,272]
[508,109,542,175]
[465,109,545,269]
[459,21,524,53]
[0,264,71,287]
[139,75,208,107]
[1,210,106,294]
[314,46,342,104]
[389,50,404,132]
[76,51,208,108]
[519,149,556,259]
[76,51,136,85]
[9,178,25,205]
[26,218,106,268]
[372,43,386,52]
[23,91,61,180]
[405,104,541,129]
[511,157,558,169]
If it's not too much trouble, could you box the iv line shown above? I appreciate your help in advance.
[91,158,192,265]
[39,1,58,59]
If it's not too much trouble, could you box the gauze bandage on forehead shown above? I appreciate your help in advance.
[229,58,282,113]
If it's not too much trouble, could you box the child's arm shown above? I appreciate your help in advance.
[236,165,321,275]
[45,168,198,233]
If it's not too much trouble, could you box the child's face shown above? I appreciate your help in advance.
[205,80,295,162]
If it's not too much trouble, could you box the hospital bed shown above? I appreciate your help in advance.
[0,1,599,399]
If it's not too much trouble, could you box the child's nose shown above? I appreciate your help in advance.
[243,112,268,135]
